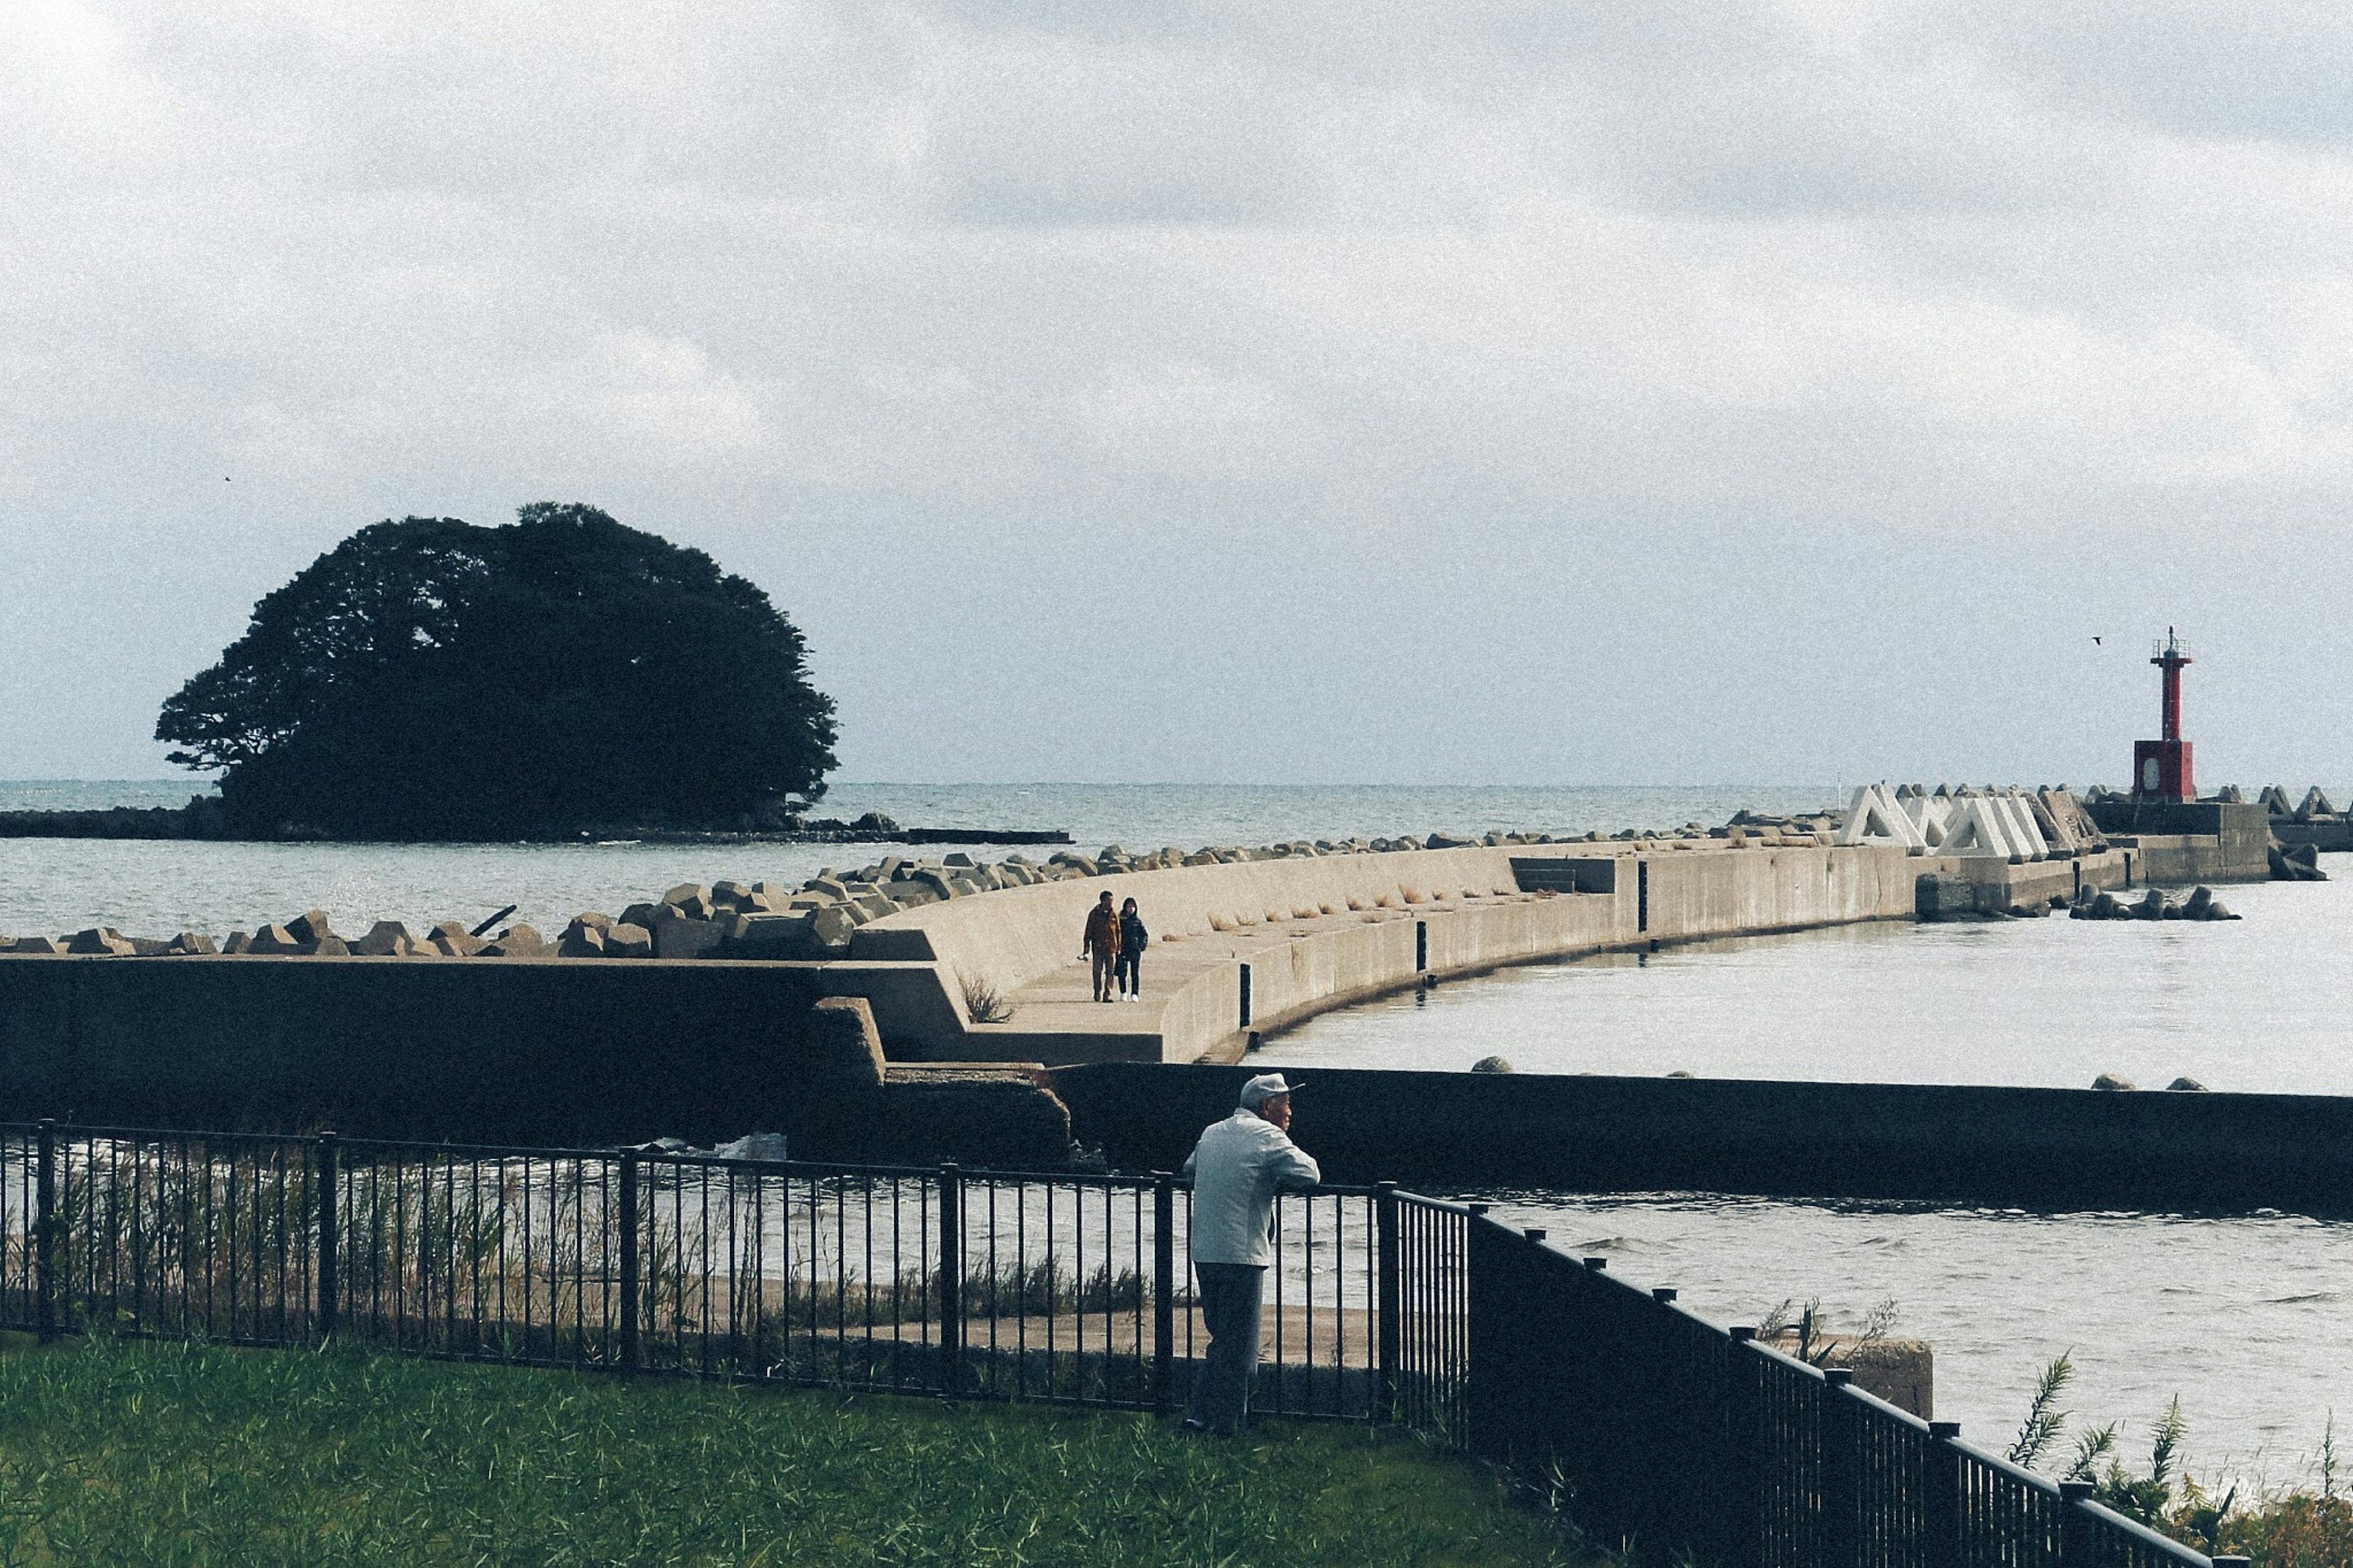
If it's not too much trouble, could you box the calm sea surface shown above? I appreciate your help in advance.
[0,780,1843,936]
[3,779,2346,1475]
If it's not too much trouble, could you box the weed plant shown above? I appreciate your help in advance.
[2010,1354,2353,1566]
[0,1334,1586,1567]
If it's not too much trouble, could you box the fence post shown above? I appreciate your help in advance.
[938,1164,964,1398]
[1726,1328,1766,1568]
[1152,1172,1175,1413]
[1463,1213,1507,1460]
[618,1151,641,1371]
[1927,1420,1964,1568]
[314,1133,339,1341]
[1375,1182,1400,1421]
[34,1121,56,1345]
[1820,1368,1862,1568]
[2058,1479,2096,1566]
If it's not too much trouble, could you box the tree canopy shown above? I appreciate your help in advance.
[158,505,839,838]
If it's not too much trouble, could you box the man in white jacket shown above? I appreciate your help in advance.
[1180,1072,1320,1435]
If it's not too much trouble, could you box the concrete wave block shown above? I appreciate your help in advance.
[354,920,417,957]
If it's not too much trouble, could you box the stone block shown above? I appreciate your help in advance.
[884,880,940,906]
[943,852,976,868]
[300,936,351,956]
[428,921,485,957]
[67,926,135,956]
[605,922,654,958]
[248,923,301,955]
[287,909,338,946]
[557,920,607,958]
[659,881,710,918]
[808,905,857,950]
[221,932,251,955]
[129,937,173,956]
[482,923,549,957]
[712,880,756,908]
[353,920,417,957]
[169,933,218,955]
[726,912,812,960]
[806,997,889,1088]
[620,902,662,929]
[653,917,726,960]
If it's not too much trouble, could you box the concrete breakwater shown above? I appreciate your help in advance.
[827,793,2271,1068]
[1051,1062,2353,1214]
[0,789,2283,1180]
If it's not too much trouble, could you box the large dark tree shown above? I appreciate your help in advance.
[158,505,838,838]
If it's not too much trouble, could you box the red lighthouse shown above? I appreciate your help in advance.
[2132,627,2194,801]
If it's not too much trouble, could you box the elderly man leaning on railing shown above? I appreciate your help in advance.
[1178,1073,1320,1436]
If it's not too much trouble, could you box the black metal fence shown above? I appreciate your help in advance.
[0,1123,1398,1422]
[0,1123,2238,1567]
[1465,1214,2240,1568]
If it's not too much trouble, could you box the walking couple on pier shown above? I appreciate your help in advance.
[1080,890,1148,1003]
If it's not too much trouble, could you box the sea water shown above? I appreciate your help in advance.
[2,778,2346,1474]
[0,780,1843,936]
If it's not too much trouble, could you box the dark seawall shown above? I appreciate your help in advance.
[0,955,832,1143]
[1055,1062,2353,1214]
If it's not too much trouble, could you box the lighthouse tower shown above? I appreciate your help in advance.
[2132,627,2194,801]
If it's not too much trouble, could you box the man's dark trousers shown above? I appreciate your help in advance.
[1188,1262,1265,1434]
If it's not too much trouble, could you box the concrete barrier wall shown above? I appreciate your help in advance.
[0,954,866,1148]
[1644,845,1920,939]
[842,845,1593,1058]
[1056,1062,2353,1215]
[851,846,1545,977]
[838,843,1923,1062]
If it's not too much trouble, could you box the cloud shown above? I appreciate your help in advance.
[7,0,2353,784]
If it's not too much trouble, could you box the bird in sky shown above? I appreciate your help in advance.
[2091,635,2102,645]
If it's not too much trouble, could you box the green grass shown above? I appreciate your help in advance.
[0,1336,1591,1567]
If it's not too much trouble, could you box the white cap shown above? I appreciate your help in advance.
[1240,1072,1298,1108]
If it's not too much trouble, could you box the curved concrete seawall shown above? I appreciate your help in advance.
[825,842,1928,1064]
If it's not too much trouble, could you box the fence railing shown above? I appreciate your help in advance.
[0,1123,1397,1422]
[0,1123,2237,1567]
[1464,1213,2240,1568]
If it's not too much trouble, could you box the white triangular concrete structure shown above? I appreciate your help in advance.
[2032,789,2079,853]
[1997,793,2050,860]
[1836,784,1927,849]
[1938,797,2023,859]
[1903,794,1955,847]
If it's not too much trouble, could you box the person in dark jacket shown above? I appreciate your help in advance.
[1080,890,1120,1002]
[1115,897,1147,1001]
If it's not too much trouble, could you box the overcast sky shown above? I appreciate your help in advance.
[6,1,2352,788]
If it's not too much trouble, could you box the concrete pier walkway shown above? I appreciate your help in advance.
[822,812,2270,1067]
